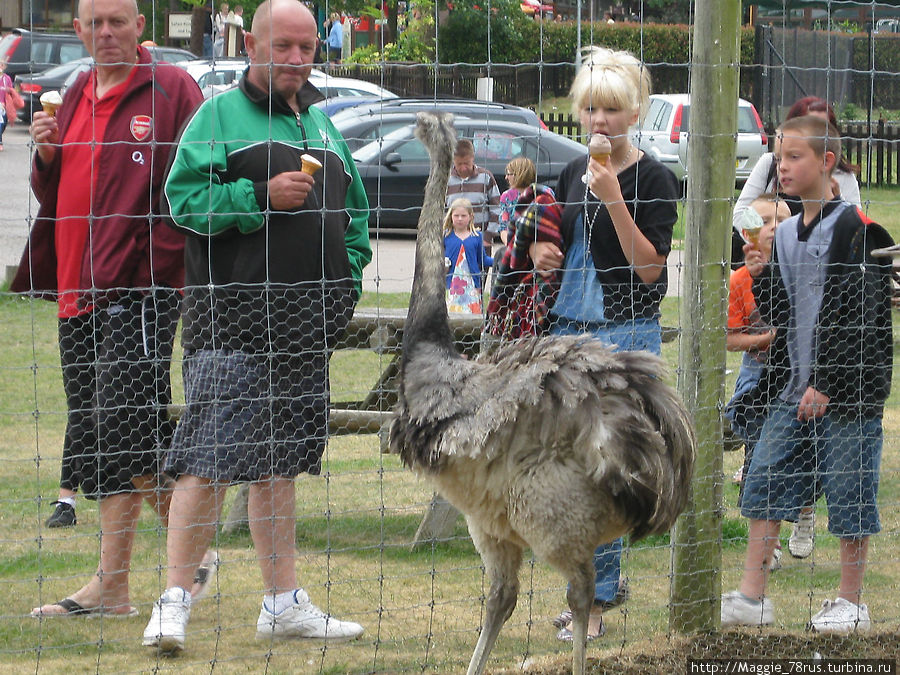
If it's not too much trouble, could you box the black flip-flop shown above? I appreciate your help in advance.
[31,598,138,618]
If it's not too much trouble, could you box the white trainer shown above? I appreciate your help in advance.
[789,510,815,558]
[809,598,871,634]
[721,590,774,627]
[768,544,783,572]
[256,589,364,642]
[142,587,191,653]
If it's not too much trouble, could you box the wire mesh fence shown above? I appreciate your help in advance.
[1,1,900,673]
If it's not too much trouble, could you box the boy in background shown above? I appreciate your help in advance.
[721,115,893,633]
[726,193,795,572]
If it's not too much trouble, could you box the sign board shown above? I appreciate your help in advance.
[476,77,494,102]
[168,13,193,39]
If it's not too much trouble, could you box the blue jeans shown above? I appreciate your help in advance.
[202,33,213,58]
[551,316,661,603]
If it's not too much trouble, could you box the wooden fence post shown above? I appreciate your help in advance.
[671,0,739,634]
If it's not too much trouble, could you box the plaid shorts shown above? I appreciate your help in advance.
[166,348,329,482]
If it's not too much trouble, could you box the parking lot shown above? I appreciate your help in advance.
[0,123,683,297]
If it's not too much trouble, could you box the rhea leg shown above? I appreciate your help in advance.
[567,559,595,675]
[465,526,523,675]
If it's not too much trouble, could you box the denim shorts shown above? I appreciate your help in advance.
[740,401,882,537]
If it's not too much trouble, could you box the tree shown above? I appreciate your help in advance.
[437,0,536,64]
[638,0,693,24]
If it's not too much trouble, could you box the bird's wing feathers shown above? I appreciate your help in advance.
[392,335,695,537]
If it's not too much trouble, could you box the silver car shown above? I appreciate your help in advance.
[634,93,768,186]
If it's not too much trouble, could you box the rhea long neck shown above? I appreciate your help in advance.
[402,142,456,363]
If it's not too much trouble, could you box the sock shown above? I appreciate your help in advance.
[739,592,762,604]
[59,496,76,508]
[164,587,190,603]
[264,590,297,615]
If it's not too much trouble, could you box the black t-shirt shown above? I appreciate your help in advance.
[555,154,679,323]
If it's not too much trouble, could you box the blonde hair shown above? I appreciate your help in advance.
[505,157,536,190]
[751,192,790,220]
[443,198,476,236]
[569,46,651,124]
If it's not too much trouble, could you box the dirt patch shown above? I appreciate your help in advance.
[492,631,900,674]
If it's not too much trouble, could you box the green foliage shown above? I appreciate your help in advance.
[839,101,863,121]
[644,0,692,24]
[346,43,382,64]
[347,0,435,63]
[437,0,539,65]
[536,21,755,69]
[813,19,861,34]
[388,31,433,62]
[852,35,900,110]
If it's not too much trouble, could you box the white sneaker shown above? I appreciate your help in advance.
[142,587,191,653]
[768,544,783,572]
[809,598,871,634]
[789,510,815,558]
[256,589,364,642]
[721,590,774,627]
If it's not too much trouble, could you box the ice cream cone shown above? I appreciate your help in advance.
[300,153,322,175]
[740,208,764,247]
[40,91,63,117]
[743,228,762,246]
[588,134,611,166]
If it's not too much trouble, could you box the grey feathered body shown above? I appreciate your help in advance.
[390,112,695,675]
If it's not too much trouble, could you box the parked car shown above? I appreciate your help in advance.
[331,99,546,152]
[308,70,397,102]
[634,93,768,186]
[0,28,88,79]
[178,57,248,83]
[352,119,584,229]
[188,59,251,98]
[874,18,900,34]
[185,60,398,101]
[16,46,196,122]
[315,96,382,116]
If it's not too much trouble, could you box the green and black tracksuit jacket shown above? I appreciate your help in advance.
[164,75,372,355]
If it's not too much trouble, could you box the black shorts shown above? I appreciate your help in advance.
[57,290,180,499]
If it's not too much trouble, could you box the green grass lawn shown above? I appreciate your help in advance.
[2,190,900,672]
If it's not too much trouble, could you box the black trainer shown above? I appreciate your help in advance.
[45,501,76,528]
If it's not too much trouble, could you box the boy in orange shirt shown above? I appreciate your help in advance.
[725,194,789,569]
[726,194,787,480]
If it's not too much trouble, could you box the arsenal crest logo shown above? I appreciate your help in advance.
[130,115,153,142]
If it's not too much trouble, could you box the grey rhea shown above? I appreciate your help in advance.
[389,111,697,675]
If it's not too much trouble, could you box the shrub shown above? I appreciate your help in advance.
[437,0,539,65]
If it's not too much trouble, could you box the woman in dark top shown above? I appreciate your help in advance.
[531,45,679,642]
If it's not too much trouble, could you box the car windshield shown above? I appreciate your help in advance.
[155,49,193,63]
[62,62,92,90]
[33,59,84,79]
[352,125,416,163]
